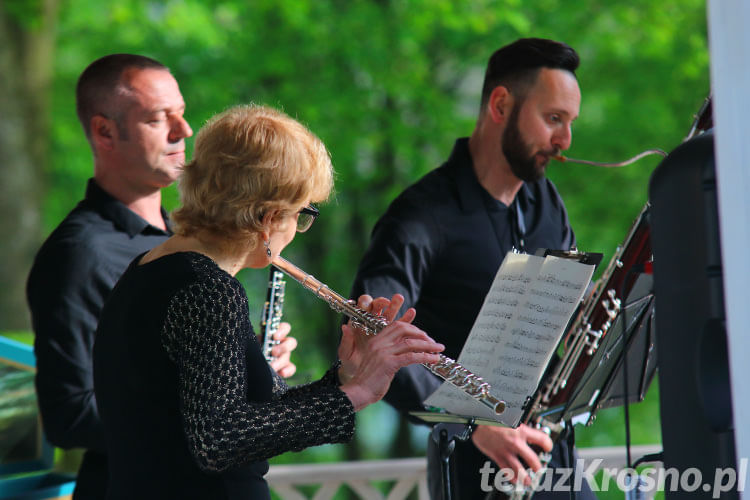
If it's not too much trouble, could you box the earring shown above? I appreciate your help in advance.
[264,239,272,257]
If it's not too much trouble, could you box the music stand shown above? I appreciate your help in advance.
[410,412,505,500]
[556,274,658,424]
[411,249,605,499]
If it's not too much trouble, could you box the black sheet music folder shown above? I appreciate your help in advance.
[538,248,604,269]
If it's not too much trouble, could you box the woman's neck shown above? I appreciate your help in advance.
[142,234,248,276]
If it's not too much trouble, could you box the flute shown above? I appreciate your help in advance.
[271,255,506,415]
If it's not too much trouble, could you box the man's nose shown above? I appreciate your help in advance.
[169,115,193,142]
[552,124,572,151]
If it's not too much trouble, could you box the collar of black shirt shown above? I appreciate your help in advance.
[85,178,172,237]
[447,138,537,213]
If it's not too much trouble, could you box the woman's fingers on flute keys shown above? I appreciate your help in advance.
[354,294,408,324]
[340,322,444,410]
[375,321,444,362]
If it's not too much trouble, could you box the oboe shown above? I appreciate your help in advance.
[271,255,506,415]
[260,266,286,362]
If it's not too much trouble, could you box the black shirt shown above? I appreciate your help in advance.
[93,251,355,499]
[351,138,575,406]
[349,138,590,500]
[26,179,171,499]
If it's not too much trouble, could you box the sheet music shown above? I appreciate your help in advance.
[424,253,595,426]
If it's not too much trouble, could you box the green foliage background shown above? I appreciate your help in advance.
[3,1,710,497]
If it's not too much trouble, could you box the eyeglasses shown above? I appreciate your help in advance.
[296,204,319,233]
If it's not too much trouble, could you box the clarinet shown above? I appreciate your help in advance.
[260,266,286,362]
[271,255,507,415]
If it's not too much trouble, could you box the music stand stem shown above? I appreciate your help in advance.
[438,428,454,500]
[431,421,475,500]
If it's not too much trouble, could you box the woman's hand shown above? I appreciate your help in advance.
[268,322,297,378]
[257,322,297,378]
[337,294,415,384]
[338,294,443,411]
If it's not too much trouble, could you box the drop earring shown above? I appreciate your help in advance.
[264,239,272,257]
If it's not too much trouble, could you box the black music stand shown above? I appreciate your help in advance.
[411,412,503,500]
[557,273,657,424]
[412,248,605,499]
[434,422,473,500]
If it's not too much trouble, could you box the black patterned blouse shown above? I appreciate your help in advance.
[93,251,355,500]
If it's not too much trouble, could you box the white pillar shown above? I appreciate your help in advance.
[707,1,750,495]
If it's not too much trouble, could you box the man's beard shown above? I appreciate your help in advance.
[501,104,556,183]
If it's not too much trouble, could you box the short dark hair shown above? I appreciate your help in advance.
[75,54,169,140]
[479,38,579,111]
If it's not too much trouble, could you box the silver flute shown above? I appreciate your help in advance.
[271,255,506,415]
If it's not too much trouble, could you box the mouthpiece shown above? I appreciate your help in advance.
[552,149,667,167]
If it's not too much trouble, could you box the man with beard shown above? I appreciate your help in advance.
[348,38,596,499]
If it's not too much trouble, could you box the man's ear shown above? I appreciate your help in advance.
[487,86,513,124]
[90,115,117,151]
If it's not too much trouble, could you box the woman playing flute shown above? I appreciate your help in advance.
[93,104,444,499]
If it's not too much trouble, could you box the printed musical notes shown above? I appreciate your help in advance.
[424,253,595,425]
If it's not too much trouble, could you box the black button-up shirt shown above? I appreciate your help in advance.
[349,138,580,499]
[351,138,575,403]
[27,179,170,499]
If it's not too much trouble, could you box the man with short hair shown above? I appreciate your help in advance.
[28,54,298,498]
[27,53,193,499]
[349,38,596,499]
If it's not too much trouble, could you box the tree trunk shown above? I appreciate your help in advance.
[0,0,59,330]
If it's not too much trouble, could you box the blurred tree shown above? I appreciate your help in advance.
[0,0,59,329]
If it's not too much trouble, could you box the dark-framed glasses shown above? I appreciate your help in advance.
[297,204,319,233]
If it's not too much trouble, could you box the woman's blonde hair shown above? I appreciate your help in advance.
[172,104,333,248]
